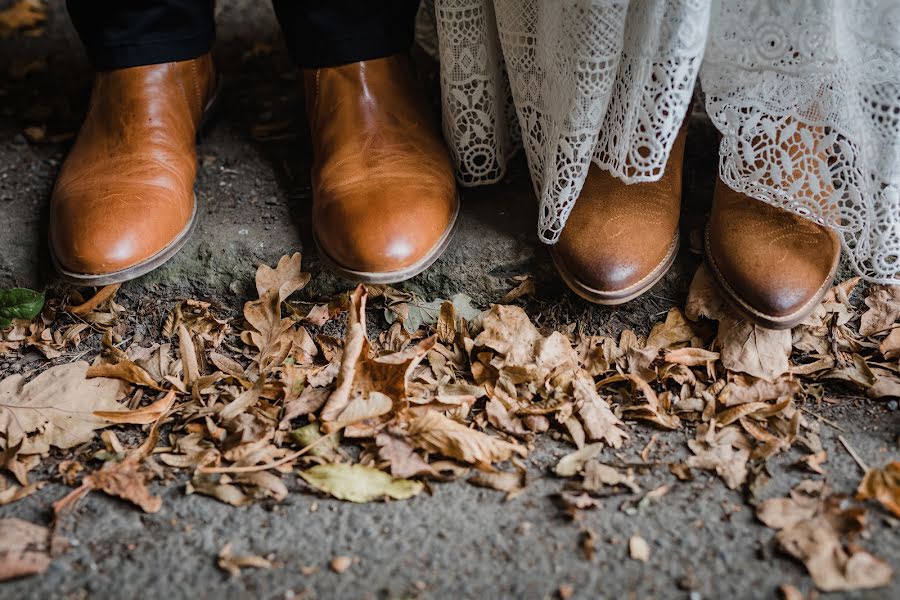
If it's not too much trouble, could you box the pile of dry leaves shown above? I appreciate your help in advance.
[1,253,898,592]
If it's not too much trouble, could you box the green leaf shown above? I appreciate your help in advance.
[299,463,423,503]
[0,288,45,328]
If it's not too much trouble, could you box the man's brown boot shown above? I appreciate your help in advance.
[550,128,686,304]
[50,54,218,285]
[705,178,841,329]
[305,54,458,284]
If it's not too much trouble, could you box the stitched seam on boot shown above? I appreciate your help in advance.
[174,62,194,128]
[191,60,202,125]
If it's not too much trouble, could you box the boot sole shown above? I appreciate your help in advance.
[703,224,839,330]
[50,81,222,287]
[551,232,680,306]
[313,198,460,285]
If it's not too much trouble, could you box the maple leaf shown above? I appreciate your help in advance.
[254,252,310,303]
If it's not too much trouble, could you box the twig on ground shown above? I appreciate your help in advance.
[838,435,869,472]
[799,407,846,432]
[197,429,342,474]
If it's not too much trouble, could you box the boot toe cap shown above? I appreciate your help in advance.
[51,189,193,276]
[313,190,457,276]
[554,228,678,296]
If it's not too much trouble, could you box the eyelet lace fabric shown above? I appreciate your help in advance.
[421,0,900,283]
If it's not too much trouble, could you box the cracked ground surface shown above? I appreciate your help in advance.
[0,2,898,599]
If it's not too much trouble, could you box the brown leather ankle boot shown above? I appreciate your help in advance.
[305,54,459,284]
[550,128,686,305]
[50,54,218,285]
[705,178,841,329]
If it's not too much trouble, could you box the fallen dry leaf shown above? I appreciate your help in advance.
[859,285,900,336]
[375,431,436,479]
[217,543,273,577]
[856,461,900,518]
[555,443,606,477]
[80,459,163,513]
[299,463,423,503]
[405,409,526,470]
[94,390,176,425]
[0,361,126,454]
[758,480,893,592]
[66,283,121,315]
[87,360,165,391]
[0,518,50,581]
[717,316,792,382]
[687,426,750,489]
[0,0,45,37]
[255,252,310,303]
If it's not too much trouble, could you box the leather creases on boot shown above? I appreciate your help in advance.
[705,178,841,329]
[550,127,686,305]
[50,53,218,284]
[305,54,458,284]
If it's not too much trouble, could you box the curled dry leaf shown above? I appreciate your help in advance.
[498,274,535,304]
[320,286,434,428]
[66,283,121,315]
[554,443,606,477]
[255,252,310,302]
[468,463,527,498]
[87,360,165,391]
[0,479,44,506]
[686,266,791,381]
[717,316,792,382]
[582,461,640,494]
[217,543,273,577]
[187,474,251,506]
[242,255,314,373]
[573,375,629,445]
[645,308,698,350]
[94,390,177,425]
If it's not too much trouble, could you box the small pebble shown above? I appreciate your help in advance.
[330,555,352,573]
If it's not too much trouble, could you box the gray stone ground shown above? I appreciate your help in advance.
[0,2,898,599]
